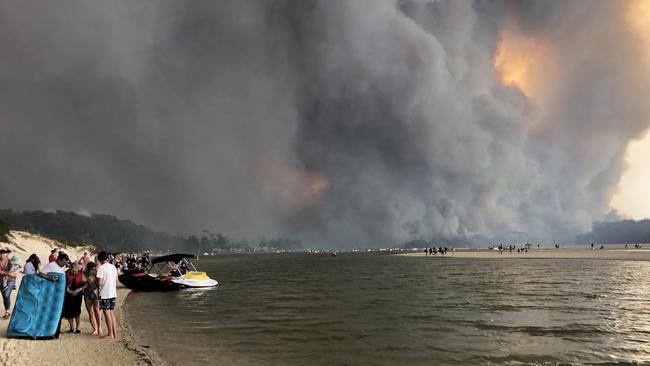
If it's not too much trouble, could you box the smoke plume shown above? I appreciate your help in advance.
[1,0,649,247]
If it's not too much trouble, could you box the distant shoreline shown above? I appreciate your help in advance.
[397,244,650,261]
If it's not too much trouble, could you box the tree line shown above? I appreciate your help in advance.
[0,209,302,253]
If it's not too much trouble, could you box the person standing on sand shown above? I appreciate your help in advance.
[79,252,90,270]
[42,252,69,338]
[43,252,69,274]
[0,248,21,319]
[63,262,87,333]
[23,254,39,275]
[23,254,59,281]
[97,251,118,340]
[48,248,59,263]
[84,261,102,336]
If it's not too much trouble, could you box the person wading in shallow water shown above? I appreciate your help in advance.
[97,251,118,340]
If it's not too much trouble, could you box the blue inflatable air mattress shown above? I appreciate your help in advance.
[7,272,65,339]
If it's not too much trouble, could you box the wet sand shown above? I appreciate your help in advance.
[399,244,650,261]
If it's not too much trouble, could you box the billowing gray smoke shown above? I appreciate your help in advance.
[1,0,648,247]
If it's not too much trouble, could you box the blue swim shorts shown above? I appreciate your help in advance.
[99,297,116,310]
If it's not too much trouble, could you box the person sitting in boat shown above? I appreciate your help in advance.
[168,261,181,277]
[179,262,189,275]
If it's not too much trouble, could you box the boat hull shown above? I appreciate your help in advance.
[170,271,218,288]
[118,272,183,291]
[170,278,219,288]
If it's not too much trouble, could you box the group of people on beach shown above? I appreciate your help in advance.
[0,247,119,340]
[424,246,452,255]
[496,244,530,254]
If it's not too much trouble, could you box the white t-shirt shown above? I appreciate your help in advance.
[97,262,118,299]
[42,261,65,274]
[23,262,36,275]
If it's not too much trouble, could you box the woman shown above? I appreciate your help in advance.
[83,261,102,336]
[23,254,59,282]
[0,248,19,319]
[62,262,86,333]
[48,248,58,263]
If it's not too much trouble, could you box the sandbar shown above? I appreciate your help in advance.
[398,244,650,261]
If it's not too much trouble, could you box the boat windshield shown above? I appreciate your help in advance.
[149,258,199,276]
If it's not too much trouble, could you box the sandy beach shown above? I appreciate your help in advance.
[0,231,162,366]
[398,244,650,261]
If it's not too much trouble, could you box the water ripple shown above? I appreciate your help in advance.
[126,254,650,366]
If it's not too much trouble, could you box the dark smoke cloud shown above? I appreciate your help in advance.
[0,0,648,247]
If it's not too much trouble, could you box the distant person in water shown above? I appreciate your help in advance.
[97,251,118,340]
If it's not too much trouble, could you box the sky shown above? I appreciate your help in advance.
[1,0,650,247]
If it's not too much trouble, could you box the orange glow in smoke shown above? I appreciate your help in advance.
[494,30,547,98]
[302,172,329,203]
[627,0,650,44]
[258,156,329,210]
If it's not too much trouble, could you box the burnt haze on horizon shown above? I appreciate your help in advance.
[1,0,649,247]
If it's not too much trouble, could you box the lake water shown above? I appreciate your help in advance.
[125,253,650,365]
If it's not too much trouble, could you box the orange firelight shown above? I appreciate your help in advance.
[627,0,650,44]
[258,156,329,210]
[493,29,547,98]
[302,172,329,203]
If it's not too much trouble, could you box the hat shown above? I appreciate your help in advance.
[0,247,10,253]
[10,255,20,265]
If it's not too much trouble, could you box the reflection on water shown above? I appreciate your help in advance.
[125,254,650,365]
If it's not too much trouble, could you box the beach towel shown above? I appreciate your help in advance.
[7,272,65,339]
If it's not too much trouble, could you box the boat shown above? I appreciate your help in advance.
[118,253,218,291]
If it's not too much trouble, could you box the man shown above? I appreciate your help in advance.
[96,251,118,340]
[42,252,69,274]
[41,252,68,338]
